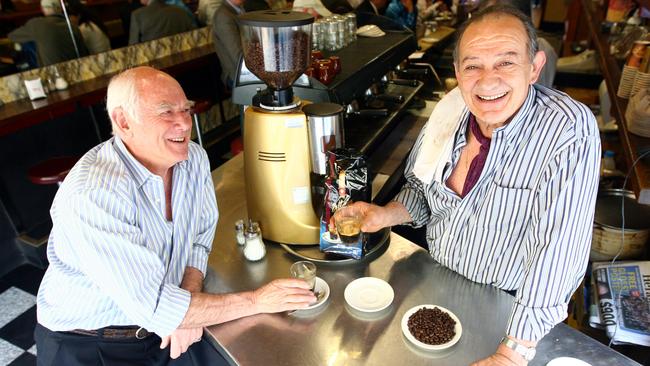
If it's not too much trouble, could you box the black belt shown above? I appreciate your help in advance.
[68,326,152,339]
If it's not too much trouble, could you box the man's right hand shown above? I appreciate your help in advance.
[160,326,203,359]
[335,201,411,233]
[252,278,316,313]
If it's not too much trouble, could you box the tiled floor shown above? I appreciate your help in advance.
[0,265,45,366]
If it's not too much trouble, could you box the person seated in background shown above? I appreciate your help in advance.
[165,0,199,26]
[34,66,315,366]
[198,0,222,25]
[211,0,245,88]
[340,5,599,366]
[244,0,270,12]
[129,0,196,44]
[8,0,88,67]
[385,0,417,30]
[67,0,111,54]
[196,0,223,25]
[354,0,387,16]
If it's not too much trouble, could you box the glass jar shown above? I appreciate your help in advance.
[312,20,322,51]
[243,221,266,261]
[235,219,246,245]
[345,13,357,44]
[332,15,346,48]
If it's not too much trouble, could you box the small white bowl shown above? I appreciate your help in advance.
[401,305,462,351]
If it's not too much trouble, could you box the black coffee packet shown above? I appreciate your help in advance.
[319,148,370,259]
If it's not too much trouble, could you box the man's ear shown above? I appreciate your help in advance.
[529,50,546,85]
[111,107,132,138]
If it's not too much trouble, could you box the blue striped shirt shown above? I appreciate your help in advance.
[36,136,218,337]
[395,85,601,341]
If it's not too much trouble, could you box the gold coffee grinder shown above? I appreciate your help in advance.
[238,11,344,245]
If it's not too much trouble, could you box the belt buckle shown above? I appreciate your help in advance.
[135,327,148,339]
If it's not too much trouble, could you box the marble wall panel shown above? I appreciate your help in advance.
[0,27,212,105]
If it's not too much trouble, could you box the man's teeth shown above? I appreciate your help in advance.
[169,137,185,142]
[478,92,507,101]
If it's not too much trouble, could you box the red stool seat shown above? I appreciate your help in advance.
[28,156,78,185]
[230,137,243,156]
[191,99,214,114]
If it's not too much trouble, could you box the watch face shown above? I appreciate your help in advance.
[524,348,536,361]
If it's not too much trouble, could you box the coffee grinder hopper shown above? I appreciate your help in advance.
[239,11,314,109]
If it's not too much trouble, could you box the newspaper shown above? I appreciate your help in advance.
[591,261,650,346]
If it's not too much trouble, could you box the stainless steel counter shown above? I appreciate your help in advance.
[204,154,640,366]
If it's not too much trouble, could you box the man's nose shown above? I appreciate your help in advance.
[175,112,192,131]
[477,69,500,88]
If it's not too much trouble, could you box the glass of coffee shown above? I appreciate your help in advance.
[335,210,362,244]
[290,261,317,291]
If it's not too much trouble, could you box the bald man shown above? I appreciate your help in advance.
[34,67,316,366]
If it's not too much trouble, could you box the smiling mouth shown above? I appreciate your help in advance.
[477,92,508,101]
[167,137,187,143]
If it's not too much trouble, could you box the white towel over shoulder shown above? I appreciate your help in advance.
[412,87,468,184]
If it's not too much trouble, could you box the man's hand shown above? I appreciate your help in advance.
[471,343,529,366]
[160,327,203,359]
[334,201,411,233]
[252,278,316,313]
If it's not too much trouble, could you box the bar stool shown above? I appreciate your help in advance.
[20,156,77,268]
[191,99,215,148]
[27,156,78,186]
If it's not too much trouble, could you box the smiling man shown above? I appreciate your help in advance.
[34,67,315,366]
[341,5,600,365]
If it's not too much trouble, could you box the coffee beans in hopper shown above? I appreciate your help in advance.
[407,307,456,345]
[243,32,310,90]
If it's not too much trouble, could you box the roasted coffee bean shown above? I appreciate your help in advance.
[243,32,311,90]
[407,307,456,345]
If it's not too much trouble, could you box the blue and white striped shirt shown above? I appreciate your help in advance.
[395,85,601,341]
[36,136,218,337]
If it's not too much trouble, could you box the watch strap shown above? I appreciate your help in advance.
[500,337,536,361]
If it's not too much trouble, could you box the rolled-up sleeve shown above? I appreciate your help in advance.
[188,152,218,275]
[507,133,600,341]
[59,190,191,337]
[393,129,432,228]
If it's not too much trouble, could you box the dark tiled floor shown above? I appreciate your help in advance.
[0,264,44,366]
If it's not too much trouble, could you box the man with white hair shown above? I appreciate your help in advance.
[34,66,316,366]
[8,0,88,66]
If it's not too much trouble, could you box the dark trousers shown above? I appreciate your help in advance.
[35,323,230,366]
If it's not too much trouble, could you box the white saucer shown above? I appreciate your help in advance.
[401,305,462,351]
[344,277,394,312]
[546,357,592,366]
[303,277,330,311]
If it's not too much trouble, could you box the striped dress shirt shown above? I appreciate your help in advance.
[36,136,218,337]
[395,85,601,341]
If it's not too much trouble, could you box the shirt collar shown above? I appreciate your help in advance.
[112,136,189,187]
[492,84,537,141]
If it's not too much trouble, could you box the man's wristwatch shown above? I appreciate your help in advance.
[500,337,536,361]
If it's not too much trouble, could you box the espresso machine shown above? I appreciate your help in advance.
[238,11,343,245]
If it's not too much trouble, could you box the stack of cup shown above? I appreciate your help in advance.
[618,40,650,99]
[626,88,650,137]
[617,65,636,98]
[631,47,650,95]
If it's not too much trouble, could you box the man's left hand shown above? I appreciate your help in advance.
[160,327,203,359]
[471,345,527,366]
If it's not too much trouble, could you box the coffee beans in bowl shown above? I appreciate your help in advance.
[401,305,462,351]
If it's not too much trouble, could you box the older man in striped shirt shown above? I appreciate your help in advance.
[344,5,600,366]
[34,67,316,366]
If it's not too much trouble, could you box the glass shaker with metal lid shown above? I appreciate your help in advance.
[243,221,266,261]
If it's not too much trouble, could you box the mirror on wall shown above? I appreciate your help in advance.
[0,0,203,78]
